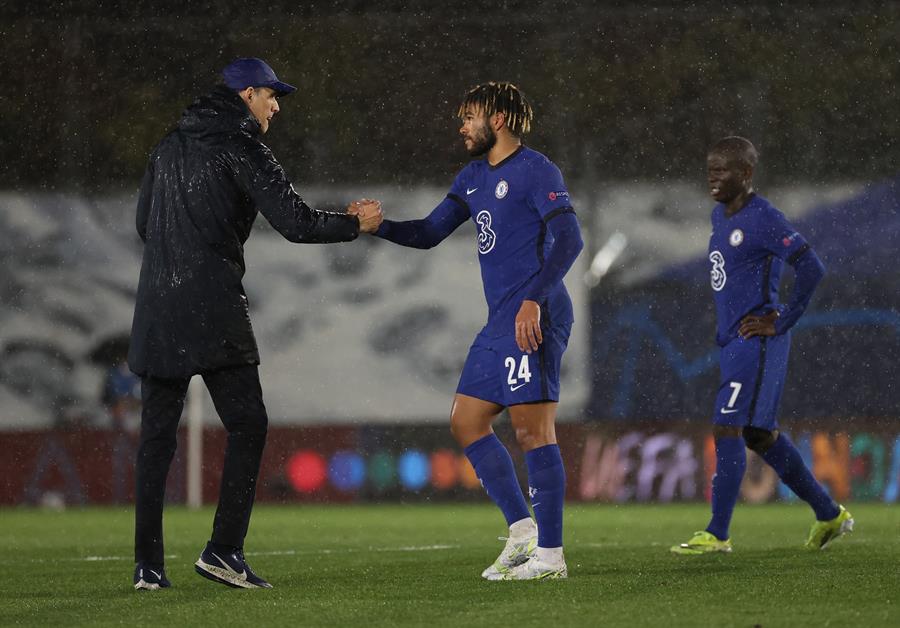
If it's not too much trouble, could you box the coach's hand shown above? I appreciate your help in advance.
[347,198,380,215]
[348,199,383,233]
[515,300,543,353]
[739,310,779,339]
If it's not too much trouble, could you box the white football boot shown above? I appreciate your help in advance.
[500,547,567,580]
[481,518,538,580]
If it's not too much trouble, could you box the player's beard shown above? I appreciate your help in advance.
[467,123,497,157]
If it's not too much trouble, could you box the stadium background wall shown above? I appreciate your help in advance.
[3,421,898,507]
[4,178,898,429]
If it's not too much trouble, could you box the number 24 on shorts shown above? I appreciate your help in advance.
[505,355,532,389]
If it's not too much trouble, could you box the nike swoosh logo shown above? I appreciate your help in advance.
[212,552,247,580]
[149,569,161,579]
[720,408,739,414]
[510,383,527,392]
[466,187,478,195]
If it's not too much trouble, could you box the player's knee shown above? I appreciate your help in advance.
[513,424,551,451]
[742,426,776,454]
[513,425,534,450]
[449,415,480,447]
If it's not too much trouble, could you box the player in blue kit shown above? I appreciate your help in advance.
[363,82,583,579]
[671,136,853,555]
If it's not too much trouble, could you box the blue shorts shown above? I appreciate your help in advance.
[713,332,791,430]
[456,323,571,407]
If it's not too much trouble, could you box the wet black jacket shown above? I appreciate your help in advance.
[128,86,359,378]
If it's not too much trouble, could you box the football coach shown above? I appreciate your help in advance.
[128,57,382,591]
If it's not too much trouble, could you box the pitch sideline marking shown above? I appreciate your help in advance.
[29,544,462,563]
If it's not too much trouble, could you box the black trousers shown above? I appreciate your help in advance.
[134,364,268,565]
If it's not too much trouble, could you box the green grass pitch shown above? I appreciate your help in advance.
[1,503,897,627]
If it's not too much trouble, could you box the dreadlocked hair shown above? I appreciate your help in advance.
[458,82,533,136]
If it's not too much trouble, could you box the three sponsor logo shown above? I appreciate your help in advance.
[709,250,727,291]
[476,210,496,254]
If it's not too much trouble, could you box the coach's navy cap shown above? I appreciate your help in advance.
[222,58,296,96]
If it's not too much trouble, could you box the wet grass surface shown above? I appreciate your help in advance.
[1,503,897,627]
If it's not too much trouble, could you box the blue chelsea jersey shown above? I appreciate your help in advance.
[449,146,575,337]
[708,194,810,346]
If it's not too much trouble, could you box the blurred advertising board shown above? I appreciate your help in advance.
[2,421,898,506]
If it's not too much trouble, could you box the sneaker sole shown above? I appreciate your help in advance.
[194,559,264,589]
[532,569,567,580]
[497,568,568,581]
[134,579,162,591]
[670,545,732,555]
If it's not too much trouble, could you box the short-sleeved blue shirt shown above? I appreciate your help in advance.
[708,194,810,346]
[448,146,576,337]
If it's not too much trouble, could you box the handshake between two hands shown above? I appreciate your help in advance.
[346,199,384,233]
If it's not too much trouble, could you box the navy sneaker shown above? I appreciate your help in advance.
[133,562,171,591]
[194,543,273,589]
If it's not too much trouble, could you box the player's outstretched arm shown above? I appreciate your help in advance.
[372,196,470,249]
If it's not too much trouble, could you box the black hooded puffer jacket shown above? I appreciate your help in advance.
[128,85,359,378]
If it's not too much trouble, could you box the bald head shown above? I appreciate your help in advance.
[709,136,759,170]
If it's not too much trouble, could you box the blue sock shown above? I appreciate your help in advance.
[525,444,566,548]
[763,433,840,521]
[706,436,746,541]
[464,434,530,526]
